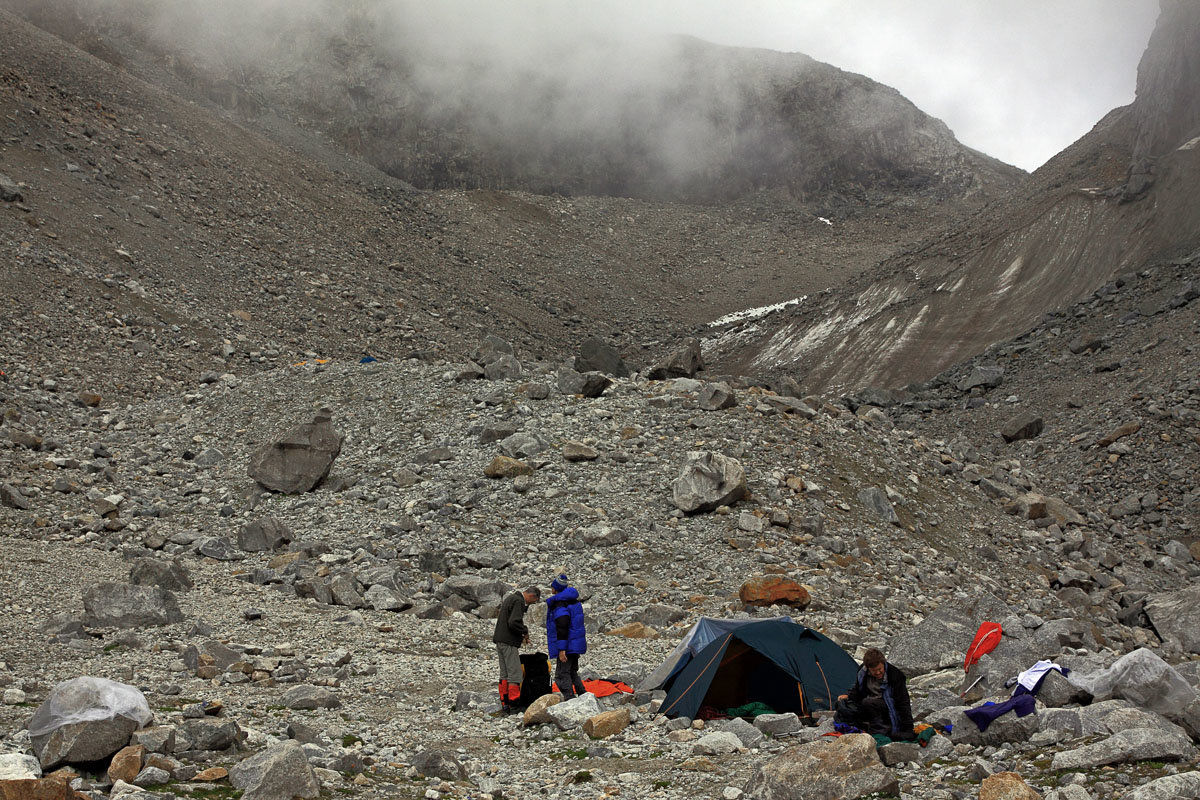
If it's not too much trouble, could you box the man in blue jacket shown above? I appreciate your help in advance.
[835,647,915,739]
[546,574,587,699]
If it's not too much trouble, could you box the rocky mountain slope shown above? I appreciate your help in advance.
[0,2,1198,800]
[1,0,1024,207]
[706,0,1200,397]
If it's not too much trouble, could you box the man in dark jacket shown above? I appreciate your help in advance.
[493,586,540,712]
[545,574,587,699]
[835,647,915,739]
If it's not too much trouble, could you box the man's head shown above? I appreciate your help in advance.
[863,647,886,679]
[522,587,541,605]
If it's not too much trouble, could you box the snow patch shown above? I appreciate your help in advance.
[996,256,1024,293]
[817,217,833,226]
[1179,136,1200,151]
[709,297,805,327]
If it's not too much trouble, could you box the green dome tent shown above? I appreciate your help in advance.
[640,616,859,720]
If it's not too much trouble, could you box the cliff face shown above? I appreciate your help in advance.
[0,0,1022,208]
[707,0,1200,395]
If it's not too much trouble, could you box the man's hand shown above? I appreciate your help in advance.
[837,693,848,701]
[522,634,530,646]
[558,652,567,663]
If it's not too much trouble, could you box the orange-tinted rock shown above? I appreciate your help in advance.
[739,576,811,609]
[605,622,658,638]
[980,772,1041,800]
[192,767,229,782]
[106,745,145,784]
[584,709,630,739]
[0,777,89,800]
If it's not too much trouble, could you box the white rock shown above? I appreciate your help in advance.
[0,753,41,780]
[546,693,602,730]
[693,731,743,755]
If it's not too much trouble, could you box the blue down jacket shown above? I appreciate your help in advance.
[545,586,587,656]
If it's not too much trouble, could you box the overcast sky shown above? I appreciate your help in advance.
[434,0,1161,172]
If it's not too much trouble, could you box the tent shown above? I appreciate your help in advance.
[640,616,859,720]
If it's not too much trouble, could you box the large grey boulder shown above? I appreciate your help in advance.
[499,431,550,459]
[0,753,42,780]
[546,693,602,730]
[410,750,468,781]
[672,451,747,514]
[718,717,765,748]
[1145,584,1200,654]
[753,713,802,737]
[857,487,900,525]
[248,408,343,494]
[28,677,152,769]
[83,582,183,628]
[128,557,193,592]
[1050,727,1196,769]
[470,335,514,366]
[436,575,509,610]
[575,338,630,377]
[1069,648,1198,721]
[229,740,320,800]
[1121,772,1200,799]
[177,717,242,752]
[181,639,242,673]
[889,593,1019,677]
[1000,412,1044,442]
[484,354,523,381]
[742,733,898,800]
[935,705,1040,747]
[0,173,23,202]
[693,731,743,755]
[958,365,1004,392]
[647,338,703,380]
[237,517,294,552]
[281,685,341,710]
[698,381,737,411]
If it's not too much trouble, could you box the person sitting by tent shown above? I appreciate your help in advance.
[546,574,587,700]
[493,585,540,714]
[835,647,915,739]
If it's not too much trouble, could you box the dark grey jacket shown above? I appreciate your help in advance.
[493,590,529,646]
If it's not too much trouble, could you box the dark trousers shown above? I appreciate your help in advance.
[835,697,891,736]
[555,654,586,699]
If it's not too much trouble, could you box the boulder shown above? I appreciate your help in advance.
[106,745,145,784]
[484,455,534,478]
[228,740,320,800]
[877,742,920,766]
[761,395,818,418]
[0,777,87,800]
[484,353,523,380]
[858,487,900,525]
[546,693,602,730]
[29,677,152,769]
[1121,772,1200,799]
[0,483,29,510]
[719,717,766,749]
[82,582,183,628]
[1000,413,1044,442]
[742,734,898,800]
[237,517,293,552]
[176,717,242,752]
[523,693,562,726]
[247,408,343,493]
[672,451,747,514]
[1068,648,1198,721]
[699,382,738,411]
[572,371,613,398]
[499,432,549,459]
[0,754,41,780]
[693,731,743,755]
[0,173,23,202]
[562,441,600,461]
[197,536,245,561]
[182,639,241,674]
[583,708,630,739]
[410,750,467,781]
[889,592,1017,677]
[753,713,802,737]
[1050,727,1196,769]
[647,338,704,380]
[980,772,1042,800]
[958,365,1004,392]
[471,335,514,366]
[1145,584,1200,654]
[128,558,193,593]
[281,685,341,710]
[739,577,810,609]
[574,337,630,377]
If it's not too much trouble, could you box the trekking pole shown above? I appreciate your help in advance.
[960,674,985,699]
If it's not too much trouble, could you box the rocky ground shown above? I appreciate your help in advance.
[0,327,1198,799]
[1,4,1199,800]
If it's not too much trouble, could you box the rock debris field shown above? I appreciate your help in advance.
[1,322,1199,800]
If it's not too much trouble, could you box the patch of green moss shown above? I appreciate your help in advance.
[341,734,363,747]
[573,770,592,784]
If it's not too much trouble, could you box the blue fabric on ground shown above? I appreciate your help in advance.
[964,694,1036,731]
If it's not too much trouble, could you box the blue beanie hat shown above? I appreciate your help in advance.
[550,574,568,593]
